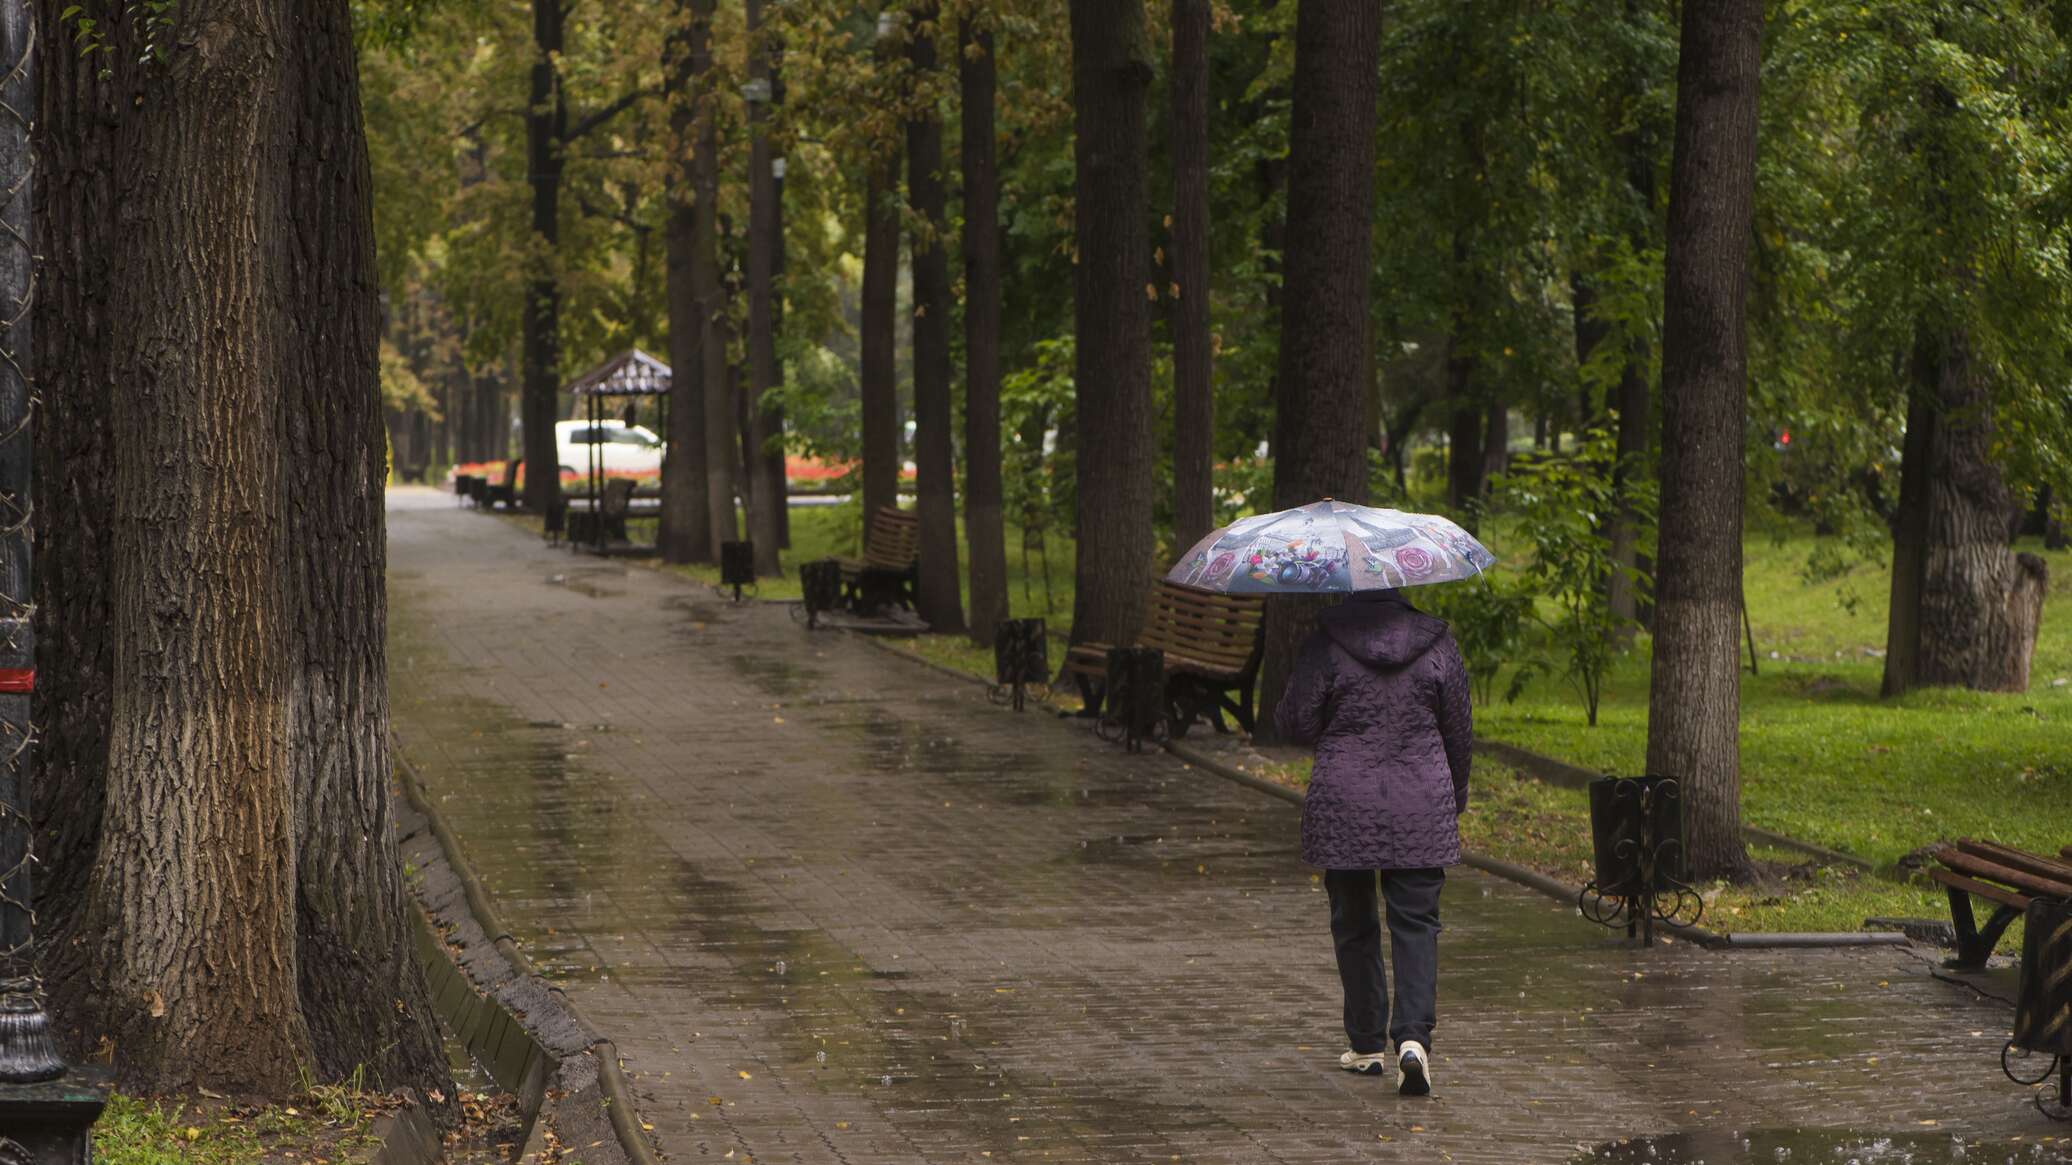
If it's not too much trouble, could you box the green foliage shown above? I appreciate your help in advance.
[1423,574,1539,707]
[1490,429,1653,725]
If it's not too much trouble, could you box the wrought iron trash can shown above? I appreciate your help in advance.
[720,540,756,602]
[798,559,844,629]
[1098,646,1164,752]
[991,618,1048,711]
[1579,774,1702,945]
[2010,896,2072,1119]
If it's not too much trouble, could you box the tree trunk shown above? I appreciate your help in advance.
[1883,330,2047,695]
[961,17,1008,645]
[272,0,445,1093]
[521,0,567,514]
[1169,0,1215,557]
[31,0,120,1003]
[859,151,902,530]
[660,0,714,563]
[743,0,783,576]
[1607,341,1653,631]
[89,0,312,1091]
[1646,0,1762,884]
[1254,0,1380,744]
[1481,401,1508,483]
[907,3,965,634]
[1067,0,1156,652]
[691,0,738,557]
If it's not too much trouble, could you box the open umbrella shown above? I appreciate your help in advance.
[1166,499,1496,594]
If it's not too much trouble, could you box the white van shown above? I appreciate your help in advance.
[556,419,665,476]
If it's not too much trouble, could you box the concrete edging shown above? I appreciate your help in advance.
[395,748,666,1165]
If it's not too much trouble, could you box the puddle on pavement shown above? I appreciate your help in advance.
[545,567,628,598]
[726,652,821,698]
[1575,1129,2067,1163]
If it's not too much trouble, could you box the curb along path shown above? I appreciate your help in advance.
[383,490,2047,1163]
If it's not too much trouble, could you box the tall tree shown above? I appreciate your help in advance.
[1254,0,1381,742]
[276,0,449,1090]
[661,0,714,563]
[691,0,740,557]
[961,12,1008,645]
[88,0,312,1092]
[519,0,651,514]
[33,0,448,1099]
[519,0,567,514]
[1169,0,1215,556]
[907,3,965,633]
[1646,0,1763,882]
[858,148,902,527]
[744,0,784,575]
[1067,0,1155,652]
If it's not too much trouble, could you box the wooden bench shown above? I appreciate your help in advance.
[837,506,919,611]
[478,459,521,510]
[1932,838,2072,969]
[565,477,635,546]
[1062,580,1265,737]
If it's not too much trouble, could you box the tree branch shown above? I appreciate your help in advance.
[567,87,660,142]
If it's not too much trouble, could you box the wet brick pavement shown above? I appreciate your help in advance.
[384,490,2058,1163]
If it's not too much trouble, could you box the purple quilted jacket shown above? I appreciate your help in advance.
[1274,590,1473,870]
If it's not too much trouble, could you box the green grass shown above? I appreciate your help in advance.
[95,1081,384,1165]
[1475,532,2072,873]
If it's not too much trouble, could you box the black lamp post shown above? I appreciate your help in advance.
[0,2,108,1156]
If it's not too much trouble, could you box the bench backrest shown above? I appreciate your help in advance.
[864,506,920,569]
[499,458,521,487]
[1135,581,1265,676]
[600,476,636,517]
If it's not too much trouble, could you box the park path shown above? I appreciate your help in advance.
[383,488,2046,1164]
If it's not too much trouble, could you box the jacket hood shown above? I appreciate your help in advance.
[1318,589,1447,669]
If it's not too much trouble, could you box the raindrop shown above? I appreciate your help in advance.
[816,1051,827,1065]
[881,1074,893,1086]
[775,960,787,975]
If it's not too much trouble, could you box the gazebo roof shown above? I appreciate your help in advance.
[566,347,672,396]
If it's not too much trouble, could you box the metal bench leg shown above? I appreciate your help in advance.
[1073,671,1105,718]
[1946,887,2022,970]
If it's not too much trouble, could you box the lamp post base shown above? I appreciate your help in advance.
[0,1068,110,1164]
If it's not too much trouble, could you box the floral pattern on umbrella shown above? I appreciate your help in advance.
[1168,499,1495,594]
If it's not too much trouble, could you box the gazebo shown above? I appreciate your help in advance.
[565,348,671,553]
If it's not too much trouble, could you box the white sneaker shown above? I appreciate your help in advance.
[1338,1049,1387,1075]
[1396,1040,1431,1096]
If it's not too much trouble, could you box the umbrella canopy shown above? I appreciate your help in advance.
[1166,499,1496,594]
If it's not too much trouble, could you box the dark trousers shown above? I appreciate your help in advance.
[1325,867,1443,1055]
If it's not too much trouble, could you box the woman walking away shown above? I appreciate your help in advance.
[1275,587,1471,1097]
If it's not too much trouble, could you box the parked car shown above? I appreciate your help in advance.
[556,419,664,477]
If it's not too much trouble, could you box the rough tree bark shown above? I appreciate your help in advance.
[660,0,714,563]
[961,16,1008,645]
[275,0,448,1090]
[859,149,902,531]
[1067,0,1156,652]
[690,0,739,557]
[89,0,312,1092]
[907,3,965,634]
[520,0,568,514]
[1646,0,1763,883]
[1254,0,1380,744]
[1882,331,2048,695]
[744,0,784,576]
[31,0,119,983]
[1170,0,1215,556]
